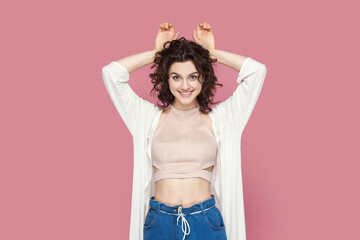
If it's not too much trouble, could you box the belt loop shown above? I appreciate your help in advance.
[156,200,160,214]
[199,200,205,215]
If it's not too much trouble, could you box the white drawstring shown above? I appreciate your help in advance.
[176,206,190,240]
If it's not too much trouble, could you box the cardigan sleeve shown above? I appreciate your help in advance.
[213,57,267,132]
[102,61,157,136]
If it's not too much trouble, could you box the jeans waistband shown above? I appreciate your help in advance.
[148,195,216,240]
[149,194,216,215]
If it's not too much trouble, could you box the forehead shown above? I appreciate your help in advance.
[169,61,197,74]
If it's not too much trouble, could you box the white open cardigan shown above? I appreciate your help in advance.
[102,56,267,240]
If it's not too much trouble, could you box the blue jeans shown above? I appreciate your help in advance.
[143,194,227,240]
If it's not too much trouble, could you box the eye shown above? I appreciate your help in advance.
[190,75,198,80]
[172,76,180,80]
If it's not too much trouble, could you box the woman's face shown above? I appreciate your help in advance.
[168,61,203,109]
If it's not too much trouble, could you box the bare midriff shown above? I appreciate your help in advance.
[153,165,214,208]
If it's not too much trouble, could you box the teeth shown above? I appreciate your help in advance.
[180,91,192,94]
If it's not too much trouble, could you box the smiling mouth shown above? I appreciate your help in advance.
[178,90,193,97]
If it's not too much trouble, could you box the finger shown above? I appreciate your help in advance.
[169,23,174,32]
[171,32,177,40]
[174,31,179,39]
[193,29,201,41]
[202,22,206,29]
[193,30,197,41]
[193,30,198,42]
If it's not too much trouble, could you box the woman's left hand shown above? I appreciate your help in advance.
[193,22,215,51]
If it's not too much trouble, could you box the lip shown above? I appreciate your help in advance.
[178,90,193,98]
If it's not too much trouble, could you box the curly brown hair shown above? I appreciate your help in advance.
[149,37,223,114]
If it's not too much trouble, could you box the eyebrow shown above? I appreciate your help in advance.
[170,72,199,76]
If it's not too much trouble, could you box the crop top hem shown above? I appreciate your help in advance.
[153,169,213,183]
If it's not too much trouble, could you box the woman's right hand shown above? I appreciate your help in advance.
[154,22,179,52]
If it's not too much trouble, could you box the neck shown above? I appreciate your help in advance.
[171,102,199,111]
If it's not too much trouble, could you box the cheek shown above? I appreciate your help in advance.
[168,81,179,95]
[196,83,203,92]
[168,81,176,91]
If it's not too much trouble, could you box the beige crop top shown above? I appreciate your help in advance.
[151,104,218,183]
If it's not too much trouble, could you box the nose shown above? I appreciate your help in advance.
[180,79,190,90]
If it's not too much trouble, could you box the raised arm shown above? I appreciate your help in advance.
[102,50,158,136]
[114,50,157,74]
[210,49,267,133]
[102,22,180,136]
[193,22,267,133]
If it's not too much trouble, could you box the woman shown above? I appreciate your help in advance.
[102,22,267,240]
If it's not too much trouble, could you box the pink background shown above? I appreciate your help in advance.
[1,0,359,239]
